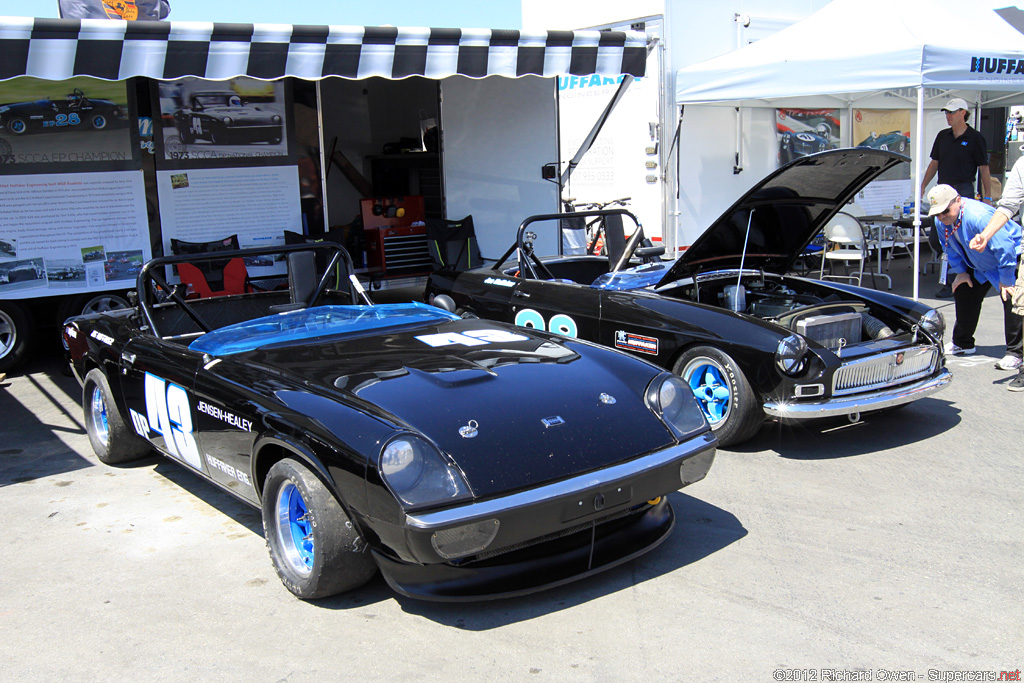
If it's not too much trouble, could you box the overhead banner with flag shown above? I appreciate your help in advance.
[57,0,170,21]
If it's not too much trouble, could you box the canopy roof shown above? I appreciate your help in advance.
[0,16,646,82]
[675,0,1024,108]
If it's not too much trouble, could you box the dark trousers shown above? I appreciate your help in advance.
[951,268,1024,357]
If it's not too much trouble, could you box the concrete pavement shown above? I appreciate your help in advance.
[0,256,1019,682]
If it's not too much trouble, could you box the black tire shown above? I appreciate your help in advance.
[0,301,32,373]
[673,346,762,447]
[262,458,377,600]
[83,368,151,464]
[90,114,107,130]
[7,117,27,135]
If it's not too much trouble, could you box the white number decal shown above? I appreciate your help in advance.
[144,372,202,470]
[415,329,529,348]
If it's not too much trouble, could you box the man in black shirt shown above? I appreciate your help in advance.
[920,98,993,296]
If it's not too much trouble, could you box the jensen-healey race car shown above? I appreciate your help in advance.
[172,91,283,145]
[426,148,952,448]
[0,88,126,136]
[64,243,716,601]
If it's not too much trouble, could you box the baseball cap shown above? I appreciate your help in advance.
[941,97,969,113]
[927,184,959,216]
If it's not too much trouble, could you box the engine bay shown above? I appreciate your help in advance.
[661,273,912,350]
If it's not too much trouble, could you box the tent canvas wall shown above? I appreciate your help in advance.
[673,0,1024,298]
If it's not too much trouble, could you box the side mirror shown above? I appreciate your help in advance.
[430,294,457,313]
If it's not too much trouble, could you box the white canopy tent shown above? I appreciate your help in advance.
[674,0,1024,299]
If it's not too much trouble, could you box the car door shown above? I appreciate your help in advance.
[119,336,208,478]
[188,358,260,504]
[509,277,601,342]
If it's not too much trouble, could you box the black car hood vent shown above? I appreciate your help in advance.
[658,148,906,286]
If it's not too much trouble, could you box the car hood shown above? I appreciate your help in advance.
[203,106,273,118]
[241,318,685,497]
[657,148,906,286]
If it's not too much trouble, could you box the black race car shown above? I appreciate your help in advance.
[426,148,951,447]
[64,243,716,601]
[0,88,126,135]
[172,91,283,145]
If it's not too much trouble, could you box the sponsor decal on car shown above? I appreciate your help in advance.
[484,277,516,288]
[197,400,253,432]
[615,330,659,355]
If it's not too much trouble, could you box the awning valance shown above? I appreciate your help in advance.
[0,17,647,82]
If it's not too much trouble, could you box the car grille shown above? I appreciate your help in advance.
[832,346,937,396]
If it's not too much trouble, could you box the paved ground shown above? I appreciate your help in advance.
[1,257,1020,682]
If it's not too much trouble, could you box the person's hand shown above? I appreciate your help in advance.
[969,233,990,252]
[951,272,973,292]
[1000,283,1015,301]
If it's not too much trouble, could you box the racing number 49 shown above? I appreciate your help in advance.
[132,372,203,470]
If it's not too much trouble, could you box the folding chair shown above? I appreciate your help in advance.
[425,216,487,271]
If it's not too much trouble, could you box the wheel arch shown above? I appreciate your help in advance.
[252,432,373,541]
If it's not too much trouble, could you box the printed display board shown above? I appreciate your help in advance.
[0,170,150,299]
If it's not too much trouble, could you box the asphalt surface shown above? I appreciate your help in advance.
[1,257,1020,682]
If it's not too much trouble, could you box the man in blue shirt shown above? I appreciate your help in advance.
[927,184,1022,368]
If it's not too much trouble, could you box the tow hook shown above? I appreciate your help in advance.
[847,412,862,424]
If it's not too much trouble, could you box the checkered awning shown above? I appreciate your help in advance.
[0,17,646,82]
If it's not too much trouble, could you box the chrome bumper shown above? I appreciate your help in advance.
[762,368,952,419]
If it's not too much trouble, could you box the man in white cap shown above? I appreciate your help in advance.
[920,98,993,297]
[927,184,1022,371]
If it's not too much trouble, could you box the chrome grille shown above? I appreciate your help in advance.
[832,346,937,396]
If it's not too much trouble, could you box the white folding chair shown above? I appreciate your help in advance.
[819,211,873,287]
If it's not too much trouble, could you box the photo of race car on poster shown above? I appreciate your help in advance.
[157,77,289,163]
[776,108,840,166]
[0,77,133,167]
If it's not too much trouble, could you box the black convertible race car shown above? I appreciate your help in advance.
[0,88,126,136]
[64,243,716,601]
[426,148,951,447]
[172,91,283,145]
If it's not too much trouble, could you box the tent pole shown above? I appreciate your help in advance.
[913,85,925,301]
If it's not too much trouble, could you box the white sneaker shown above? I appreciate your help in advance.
[996,354,1023,370]
[944,342,976,356]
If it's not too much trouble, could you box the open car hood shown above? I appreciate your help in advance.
[657,148,907,286]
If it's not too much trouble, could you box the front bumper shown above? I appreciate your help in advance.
[762,368,952,419]
[374,432,717,601]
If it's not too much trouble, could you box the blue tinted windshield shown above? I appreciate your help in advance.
[189,303,459,356]
[591,261,673,291]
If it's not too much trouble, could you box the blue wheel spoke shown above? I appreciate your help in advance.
[686,361,731,425]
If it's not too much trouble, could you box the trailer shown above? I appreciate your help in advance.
[524,0,833,254]
[0,16,645,372]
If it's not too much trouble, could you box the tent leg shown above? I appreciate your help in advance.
[912,86,925,301]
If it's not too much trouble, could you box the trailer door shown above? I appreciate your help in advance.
[439,76,560,261]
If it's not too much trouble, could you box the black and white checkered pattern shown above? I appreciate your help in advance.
[0,17,646,82]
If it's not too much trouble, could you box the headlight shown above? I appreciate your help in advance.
[775,334,808,375]
[918,308,945,340]
[222,116,233,125]
[379,435,472,507]
[646,374,708,438]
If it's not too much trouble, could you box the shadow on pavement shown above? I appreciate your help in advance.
[732,396,961,459]
[386,492,745,629]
